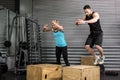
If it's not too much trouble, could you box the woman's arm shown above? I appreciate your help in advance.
[43,24,52,32]
[51,20,64,31]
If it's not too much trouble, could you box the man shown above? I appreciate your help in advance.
[75,5,105,65]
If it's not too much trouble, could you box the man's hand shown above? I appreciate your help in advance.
[75,19,86,25]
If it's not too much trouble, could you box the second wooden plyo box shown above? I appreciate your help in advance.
[63,65,100,80]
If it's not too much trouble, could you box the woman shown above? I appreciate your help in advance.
[43,20,70,66]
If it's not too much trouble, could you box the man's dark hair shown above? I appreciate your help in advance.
[83,5,91,10]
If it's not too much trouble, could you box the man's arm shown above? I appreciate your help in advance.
[75,12,100,25]
[85,12,100,23]
[75,16,86,25]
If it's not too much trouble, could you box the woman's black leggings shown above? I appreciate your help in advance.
[55,46,70,66]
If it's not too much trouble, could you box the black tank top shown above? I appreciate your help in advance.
[85,12,103,34]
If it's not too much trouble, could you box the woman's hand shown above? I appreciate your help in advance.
[43,24,48,29]
[43,24,49,32]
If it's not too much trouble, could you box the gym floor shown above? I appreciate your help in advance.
[0,71,120,80]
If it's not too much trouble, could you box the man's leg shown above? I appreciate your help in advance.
[85,45,99,65]
[95,32,105,64]
[95,45,105,64]
[95,45,104,57]
[85,34,100,64]
[85,45,96,59]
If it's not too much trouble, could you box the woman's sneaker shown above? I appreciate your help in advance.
[94,56,100,65]
[99,56,105,64]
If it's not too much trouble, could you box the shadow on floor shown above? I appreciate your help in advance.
[0,71,120,80]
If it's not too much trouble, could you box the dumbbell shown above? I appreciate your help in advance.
[105,71,119,76]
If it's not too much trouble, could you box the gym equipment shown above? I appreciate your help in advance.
[4,10,17,48]
[12,15,42,74]
[11,15,28,75]
[26,18,41,64]
[19,41,28,50]
[16,51,25,67]
[0,63,8,75]
[96,64,105,73]
[0,52,2,56]
[4,40,11,47]
[105,71,119,76]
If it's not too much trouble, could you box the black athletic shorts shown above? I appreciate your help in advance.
[85,32,103,48]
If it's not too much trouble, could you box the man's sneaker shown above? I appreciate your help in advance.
[94,56,100,65]
[99,56,105,64]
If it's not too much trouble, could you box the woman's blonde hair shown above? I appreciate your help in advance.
[54,19,59,24]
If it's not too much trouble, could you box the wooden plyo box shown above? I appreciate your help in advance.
[63,65,100,80]
[27,64,62,80]
[81,56,94,65]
